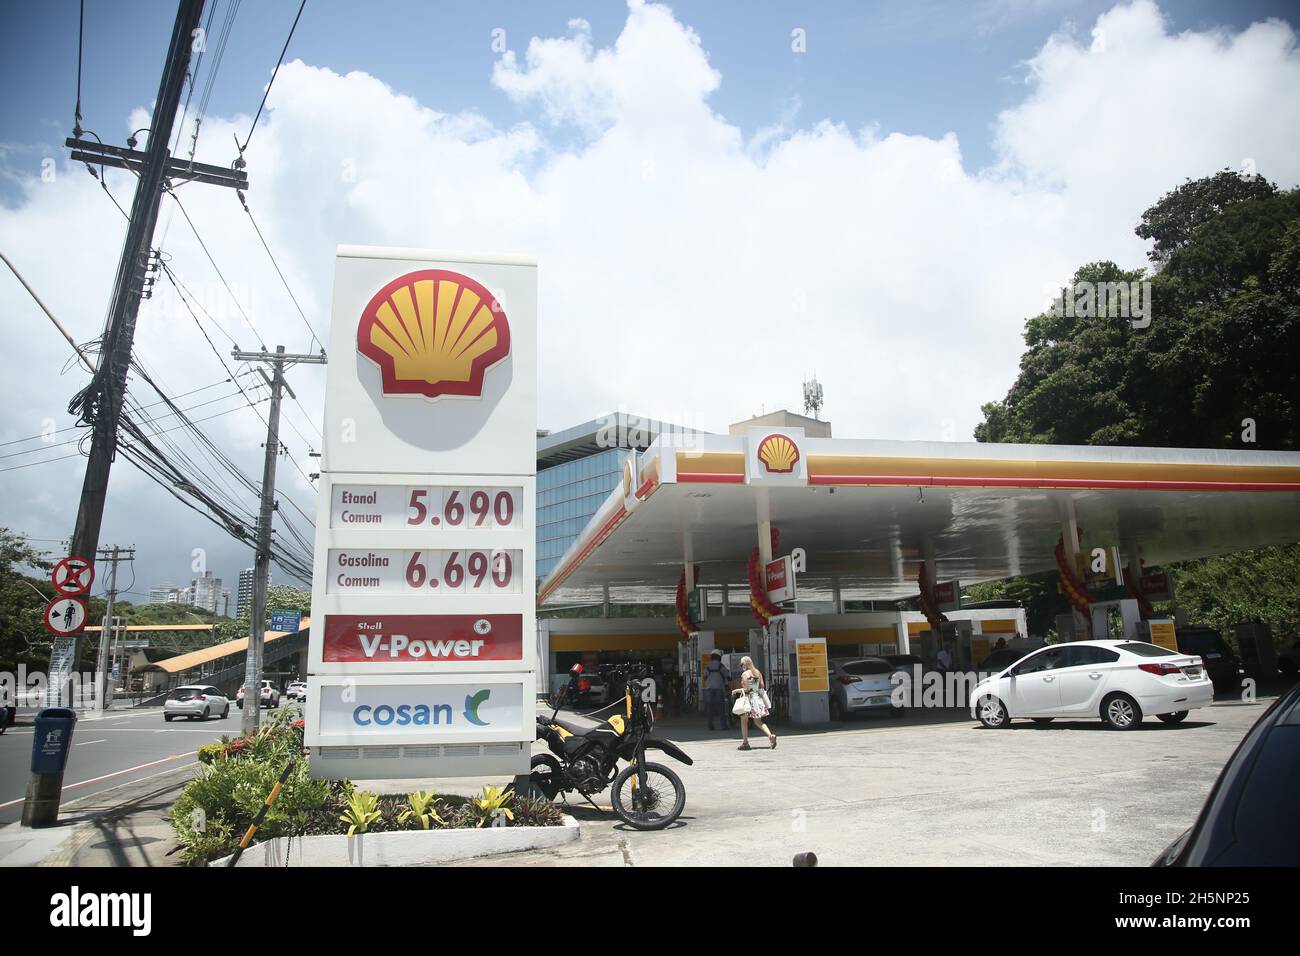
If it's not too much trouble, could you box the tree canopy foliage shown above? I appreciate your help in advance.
[977,171,1299,449]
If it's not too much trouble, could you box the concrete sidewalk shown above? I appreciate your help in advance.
[0,759,196,867]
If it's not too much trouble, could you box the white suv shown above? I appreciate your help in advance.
[285,681,307,702]
[236,681,280,709]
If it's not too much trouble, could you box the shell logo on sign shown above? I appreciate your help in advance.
[756,433,800,474]
[357,269,511,400]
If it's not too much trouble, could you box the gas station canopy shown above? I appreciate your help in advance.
[537,430,1300,607]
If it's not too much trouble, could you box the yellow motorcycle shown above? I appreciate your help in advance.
[532,668,692,830]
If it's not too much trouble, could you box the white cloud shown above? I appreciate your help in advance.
[2,0,1298,590]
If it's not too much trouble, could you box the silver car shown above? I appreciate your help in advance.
[164,685,230,722]
[829,658,901,720]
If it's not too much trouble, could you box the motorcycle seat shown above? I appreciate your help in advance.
[552,717,593,737]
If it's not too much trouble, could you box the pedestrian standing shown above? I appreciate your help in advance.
[731,656,777,750]
[703,652,732,731]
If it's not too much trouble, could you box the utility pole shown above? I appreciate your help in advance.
[94,546,134,711]
[26,0,249,829]
[236,346,326,735]
[52,0,248,705]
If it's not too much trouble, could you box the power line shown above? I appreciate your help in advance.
[6,238,317,576]
[237,0,307,156]
[0,404,259,473]
[171,0,218,158]
[0,388,257,459]
[0,452,84,474]
[161,262,321,498]
[236,191,323,352]
[72,0,86,136]
[1,248,96,374]
[188,0,241,163]
[164,186,267,349]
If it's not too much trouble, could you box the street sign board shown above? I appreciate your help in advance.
[686,587,706,624]
[1148,619,1178,652]
[44,598,87,636]
[306,247,537,781]
[1140,572,1174,603]
[795,636,829,693]
[765,555,795,603]
[51,556,94,597]
[270,610,302,633]
[932,580,961,612]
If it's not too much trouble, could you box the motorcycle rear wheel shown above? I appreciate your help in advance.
[529,753,564,800]
[610,761,685,831]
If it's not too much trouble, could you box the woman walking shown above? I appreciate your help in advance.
[731,656,777,750]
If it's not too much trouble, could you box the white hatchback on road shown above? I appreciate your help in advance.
[164,685,230,722]
[970,640,1213,730]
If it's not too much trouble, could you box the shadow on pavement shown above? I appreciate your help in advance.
[992,719,1216,732]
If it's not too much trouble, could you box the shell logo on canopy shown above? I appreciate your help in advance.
[357,269,511,399]
[756,433,801,473]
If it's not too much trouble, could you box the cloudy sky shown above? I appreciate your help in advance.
[2,0,1299,601]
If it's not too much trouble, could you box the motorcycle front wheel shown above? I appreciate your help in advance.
[610,761,685,831]
[529,753,564,800]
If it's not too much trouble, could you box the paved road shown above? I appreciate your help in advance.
[0,705,276,825]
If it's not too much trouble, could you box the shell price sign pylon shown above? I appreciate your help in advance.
[306,247,537,782]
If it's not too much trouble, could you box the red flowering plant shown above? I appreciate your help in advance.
[196,709,305,765]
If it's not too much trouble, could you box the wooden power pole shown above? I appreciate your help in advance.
[234,347,326,735]
[52,0,248,703]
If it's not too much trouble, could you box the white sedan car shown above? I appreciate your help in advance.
[970,639,1213,730]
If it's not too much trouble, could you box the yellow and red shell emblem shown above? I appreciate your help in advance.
[756,433,800,473]
[357,269,510,399]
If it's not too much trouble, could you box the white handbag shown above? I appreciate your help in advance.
[732,695,752,715]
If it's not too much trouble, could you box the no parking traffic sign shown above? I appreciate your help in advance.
[44,597,88,636]
[51,556,94,597]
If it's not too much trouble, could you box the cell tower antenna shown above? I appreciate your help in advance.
[803,375,824,420]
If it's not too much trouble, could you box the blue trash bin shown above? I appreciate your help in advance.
[31,707,77,774]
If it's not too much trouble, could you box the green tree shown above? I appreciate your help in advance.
[963,572,1063,638]
[1136,168,1279,266]
[0,529,60,675]
[1159,544,1300,642]
[979,174,1299,450]
[266,585,311,619]
[215,584,312,642]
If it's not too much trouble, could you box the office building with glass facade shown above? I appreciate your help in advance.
[536,412,704,582]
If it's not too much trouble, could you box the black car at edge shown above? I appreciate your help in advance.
[1153,681,1300,866]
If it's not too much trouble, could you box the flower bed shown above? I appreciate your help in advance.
[171,710,564,866]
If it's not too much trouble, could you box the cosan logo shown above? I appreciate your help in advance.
[352,689,492,728]
[50,886,151,936]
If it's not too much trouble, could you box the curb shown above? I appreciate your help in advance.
[212,815,580,867]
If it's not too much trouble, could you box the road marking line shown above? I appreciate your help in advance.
[0,752,194,811]
[75,739,107,746]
